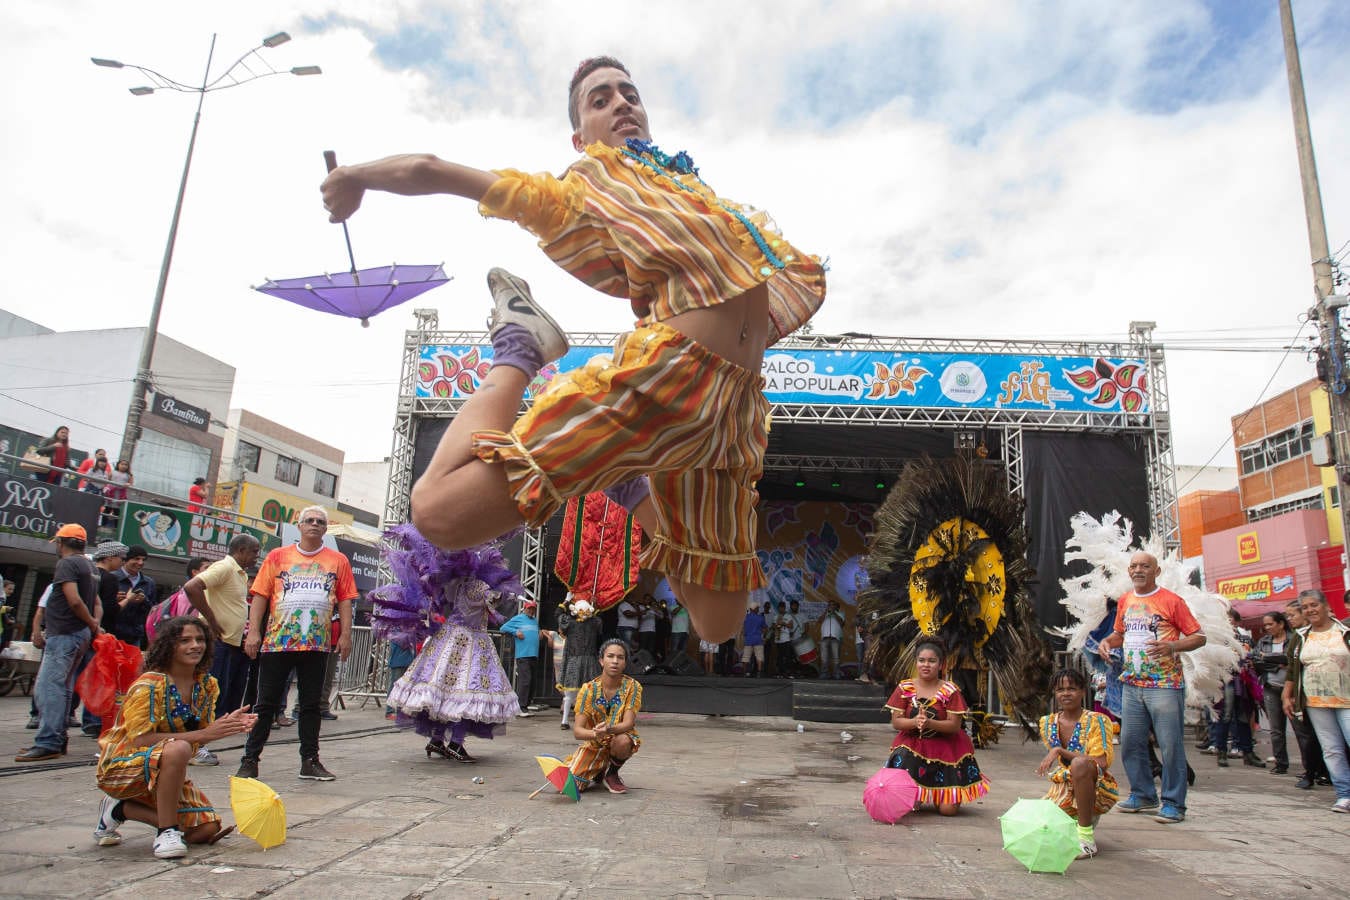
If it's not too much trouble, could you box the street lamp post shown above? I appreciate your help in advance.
[93,32,321,467]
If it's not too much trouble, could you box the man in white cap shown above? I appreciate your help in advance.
[500,597,542,716]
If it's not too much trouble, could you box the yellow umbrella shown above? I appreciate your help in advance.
[229,776,287,849]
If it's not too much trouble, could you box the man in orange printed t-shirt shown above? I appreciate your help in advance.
[1098,551,1205,825]
[236,506,357,783]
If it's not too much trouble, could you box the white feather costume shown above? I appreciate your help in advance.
[1055,511,1241,721]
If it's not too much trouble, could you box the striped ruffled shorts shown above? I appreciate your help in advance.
[474,320,768,592]
[96,738,220,830]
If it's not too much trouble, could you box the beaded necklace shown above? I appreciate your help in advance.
[591,678,626,725]
[1048,711,1084,753]
[166,679,201,730]
[619,139,795,277]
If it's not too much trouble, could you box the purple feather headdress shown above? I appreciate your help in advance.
[370,524,523,648]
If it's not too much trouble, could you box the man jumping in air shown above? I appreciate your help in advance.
[320,57,826,642]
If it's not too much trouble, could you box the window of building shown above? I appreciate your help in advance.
[275,455,301,486]
[237,440,261,473]
[313,468,337,498]
[1247,493,1322,522]
[133,430,212,501]
[1237,420,1314,476]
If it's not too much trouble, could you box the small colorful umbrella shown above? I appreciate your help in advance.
[230,776,287,849]
[253,151,452,326]
[862,767,919,824]
[529,755,582,802]
[999,797,1079,873]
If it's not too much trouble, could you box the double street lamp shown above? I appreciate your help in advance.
[93,32,321,467]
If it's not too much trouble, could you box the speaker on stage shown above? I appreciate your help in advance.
[627,649,657,675]
[660,652,704,677]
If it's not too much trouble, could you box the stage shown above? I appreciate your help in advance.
[535,674,891,724]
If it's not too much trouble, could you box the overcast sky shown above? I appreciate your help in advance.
[3,0,1347,472]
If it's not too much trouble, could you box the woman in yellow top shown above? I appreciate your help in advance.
[94,617,256,858]
[567,639,643,794]
[1037,668,1119,859]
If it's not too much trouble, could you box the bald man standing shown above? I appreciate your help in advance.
[1098,552,1206,825]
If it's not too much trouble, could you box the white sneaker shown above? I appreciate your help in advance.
[1075,839,1098,860]
[94,794,123,846]
[153,828,188,859]
[486,268,568,364]
[517,711,534,718]
[190,747,219,766]
[1333,798,1350,814]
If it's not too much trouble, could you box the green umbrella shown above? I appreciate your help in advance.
[999,797,1080,873]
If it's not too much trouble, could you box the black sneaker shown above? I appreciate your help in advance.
[299,757,336,781]
[235,758,259,779]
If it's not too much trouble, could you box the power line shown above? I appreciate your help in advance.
[1175,319,1312,494]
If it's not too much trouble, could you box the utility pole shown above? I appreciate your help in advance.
[1279,0,1350,577]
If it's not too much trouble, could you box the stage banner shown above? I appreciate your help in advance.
[415,345,1150,414]
[118,501,280,562]
[0,476,102,541]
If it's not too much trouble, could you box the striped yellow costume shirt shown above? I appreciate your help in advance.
[478,142,826,342]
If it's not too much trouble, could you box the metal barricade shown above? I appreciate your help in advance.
[335,625,389,709]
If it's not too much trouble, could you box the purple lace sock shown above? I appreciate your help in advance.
[603,476,650,512]
[491,323,544,375]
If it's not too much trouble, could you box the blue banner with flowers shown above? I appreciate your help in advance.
[415,344,1150,414]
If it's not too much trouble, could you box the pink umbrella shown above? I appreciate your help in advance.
[863,767,919,823]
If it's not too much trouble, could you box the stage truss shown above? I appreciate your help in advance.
[352,317,1179,706]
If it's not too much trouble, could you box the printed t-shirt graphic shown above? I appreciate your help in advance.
[1112,587,1200,689]
[251,546,358,653]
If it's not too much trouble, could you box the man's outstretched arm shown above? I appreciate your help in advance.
[321,154,498,222]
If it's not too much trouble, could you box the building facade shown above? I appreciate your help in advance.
[216,409,350,528]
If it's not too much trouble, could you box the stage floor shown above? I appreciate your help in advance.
[630,674,891,723]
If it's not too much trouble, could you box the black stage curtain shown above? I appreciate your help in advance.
[1022,432,1150,636]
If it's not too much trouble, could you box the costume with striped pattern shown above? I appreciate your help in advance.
[474,320,769,590]
[1038,709,1120,817]
[565,675,643,784]
[96,671,221,830]
[478,142,825,343]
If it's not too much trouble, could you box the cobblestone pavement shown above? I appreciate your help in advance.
[0,692,1346,898]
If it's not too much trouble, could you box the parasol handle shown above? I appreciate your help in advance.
[322,150,361,290]
[528,783,551,800]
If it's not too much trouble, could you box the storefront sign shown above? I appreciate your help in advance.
[1216,567,1297,601]
[118,501,279,562]
[1237,531,1261,564]
[149,393,211,433]
[415,345,1152,414]
[0,476,101,541]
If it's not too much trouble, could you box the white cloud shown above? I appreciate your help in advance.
[1,0,1347,474]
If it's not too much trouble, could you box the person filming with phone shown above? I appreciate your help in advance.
[112,546,157,650]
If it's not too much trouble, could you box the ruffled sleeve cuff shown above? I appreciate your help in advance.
[478,168,586,242]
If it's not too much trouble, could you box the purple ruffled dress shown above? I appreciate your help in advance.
[372,526,522,745]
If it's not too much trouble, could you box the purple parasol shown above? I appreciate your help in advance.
[253,263,450,327]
